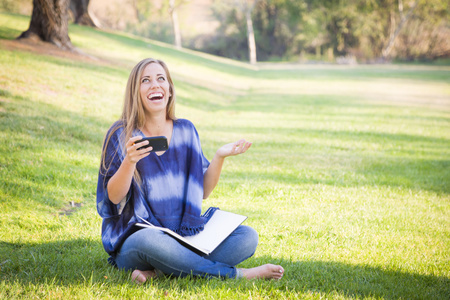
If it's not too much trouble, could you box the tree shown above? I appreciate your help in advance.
[382,0,419,58]
[69,0,96,27]
[237,0,258,64]
[253,0,306,60]
[196,0,447,62]
[202,0,306,62]
[169,0,182,49]
[17,0,73,50]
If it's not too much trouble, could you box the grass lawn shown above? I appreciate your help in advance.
[0,12,449,299]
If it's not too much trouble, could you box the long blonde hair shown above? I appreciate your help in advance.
[101,58,177,183]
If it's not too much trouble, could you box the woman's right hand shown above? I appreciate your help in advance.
[125,136,152,164]
[108,136,152,204]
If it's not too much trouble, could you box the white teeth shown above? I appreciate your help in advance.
[149,92,163,100]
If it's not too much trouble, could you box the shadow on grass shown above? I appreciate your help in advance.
[0,240,448,299]
[225,155,450,195]
[0,90,108,209]
[211,125,450,195]
[0,239,109,285]
[249,256,450,299]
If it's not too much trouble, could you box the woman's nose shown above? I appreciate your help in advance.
[149,79,159,88]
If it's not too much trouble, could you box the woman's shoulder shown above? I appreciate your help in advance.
[174,118,196,130]
[173,119,201,144]
[106,120,125,135]
[102,121,125,149]
[110,120,125,129]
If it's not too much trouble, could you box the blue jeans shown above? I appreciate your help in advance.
[114,225,258,279]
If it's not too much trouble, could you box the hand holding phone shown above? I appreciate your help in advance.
[135,136,168,152]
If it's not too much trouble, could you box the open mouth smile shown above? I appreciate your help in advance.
[148,92,164,101]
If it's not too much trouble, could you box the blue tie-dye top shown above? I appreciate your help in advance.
[97,119,210,255]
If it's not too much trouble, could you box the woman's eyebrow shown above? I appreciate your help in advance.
[141,74,165,78]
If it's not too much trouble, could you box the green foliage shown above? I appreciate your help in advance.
[196,0,310,61]
[1,12,450,299]
[191,0,249,61]
[0,0,30,14]
[190,0,449,62]
[127,0,190,46]
[134,0,155,22]
[2,0,447,61]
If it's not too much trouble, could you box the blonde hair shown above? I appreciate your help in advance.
[101,58,177,183]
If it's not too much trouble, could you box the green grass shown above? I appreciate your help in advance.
[1,12,449,299]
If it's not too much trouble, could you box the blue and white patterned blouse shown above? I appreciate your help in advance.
[97,119,210,256]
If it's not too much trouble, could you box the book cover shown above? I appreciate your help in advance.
[136,208,247,255]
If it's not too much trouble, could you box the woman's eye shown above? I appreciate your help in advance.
[141,78,149,83]
[158,76,166,81]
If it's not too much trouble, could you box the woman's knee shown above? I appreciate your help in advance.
[238,225,259,253]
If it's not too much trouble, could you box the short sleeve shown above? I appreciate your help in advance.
[189,120,210,174]
[201,149,210,175]
[96,124,126,219]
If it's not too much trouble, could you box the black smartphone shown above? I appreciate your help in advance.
[135,136,168,152]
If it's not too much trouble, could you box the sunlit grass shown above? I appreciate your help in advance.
[0,12,449,299]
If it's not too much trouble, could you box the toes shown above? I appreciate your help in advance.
[131,270,147,284]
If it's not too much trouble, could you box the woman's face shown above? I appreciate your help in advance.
[139,63,171,116]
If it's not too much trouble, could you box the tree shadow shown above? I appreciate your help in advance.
[209,124,449,195]
[0,239,109,285]
[1,240,448,299]
[234,256,450,299]
[0,91,108,209]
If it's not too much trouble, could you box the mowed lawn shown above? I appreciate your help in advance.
[0,13,449,299]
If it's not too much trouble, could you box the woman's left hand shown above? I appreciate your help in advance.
[216,139,252,158]
[203,139,252,199]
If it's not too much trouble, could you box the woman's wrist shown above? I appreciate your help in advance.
[124,154,138,168]
[214,151,226,161]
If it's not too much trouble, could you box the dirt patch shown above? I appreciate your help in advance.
[0,37,110,65]
[59,201,84,216]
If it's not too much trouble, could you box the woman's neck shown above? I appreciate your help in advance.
[141,115,172,137]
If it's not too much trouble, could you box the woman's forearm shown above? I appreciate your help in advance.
[107,135,153,204]
[203,153,225,199]
[107,158,136,204]
[203,140,252,199]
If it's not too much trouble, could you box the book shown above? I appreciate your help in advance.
[136,208,247,255]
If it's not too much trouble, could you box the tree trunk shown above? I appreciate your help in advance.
[327,47,334,61]
[245,4,257,64]
[17,0,73,50]
[169,0,182,49]
[69,0,96,27]
[382,0,418,58]
[238,0,258,64]
[131,0,140,22]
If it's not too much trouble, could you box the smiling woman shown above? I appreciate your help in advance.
[96,58,283,283]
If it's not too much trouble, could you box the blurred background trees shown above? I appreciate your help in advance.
[69,0,96,27]
[1,0,448,62]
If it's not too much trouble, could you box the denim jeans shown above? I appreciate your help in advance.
[114,225,258,279]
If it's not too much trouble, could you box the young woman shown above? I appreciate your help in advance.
[96,58,284,283]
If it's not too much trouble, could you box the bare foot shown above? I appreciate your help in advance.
[131,269,158,284]
[240,264,284,280]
